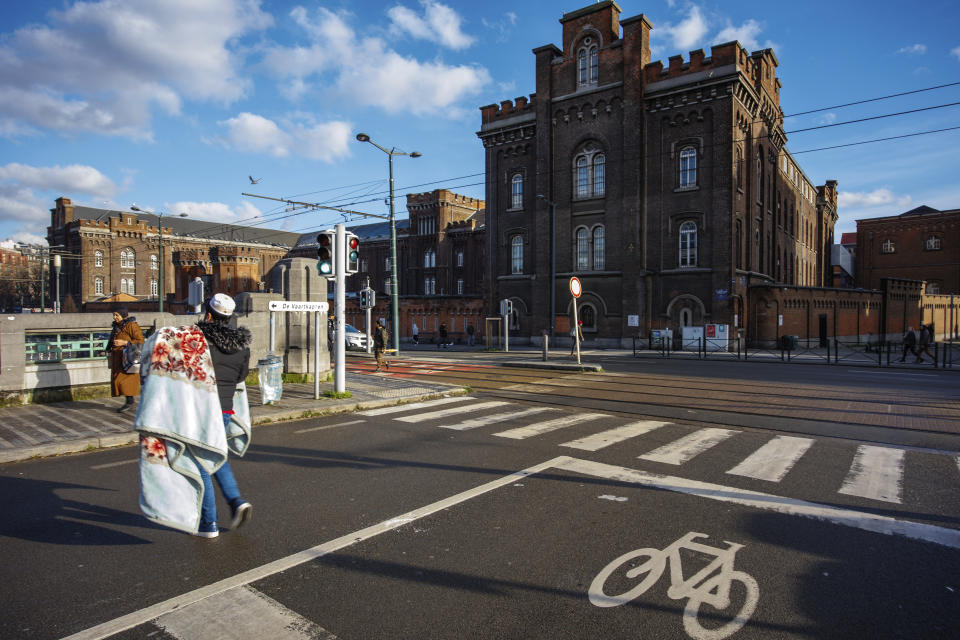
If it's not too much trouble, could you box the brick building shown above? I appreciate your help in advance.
[291,189,487,342]
[478,1,837,346]
[47,197,300,310]
[855,205,960,295]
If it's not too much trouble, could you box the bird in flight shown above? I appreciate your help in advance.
[249,176,261,184]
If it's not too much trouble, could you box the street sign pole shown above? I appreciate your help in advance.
[335,223,346,394]
[314,311,321,399]
[570,277,582,365]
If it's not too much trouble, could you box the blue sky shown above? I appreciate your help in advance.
[1,0,958,248]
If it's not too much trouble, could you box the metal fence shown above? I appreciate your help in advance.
[25,330,111,363]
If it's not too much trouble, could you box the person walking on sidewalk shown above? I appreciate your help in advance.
[411,321,419,345]
[917,323,934,363]
[194,293,253,538]
[466,323,475,347]
[108,306,144,413]
[570,321,584,356]
[898,326,919,362]
[374,320,390,371]
[438,323,449,349]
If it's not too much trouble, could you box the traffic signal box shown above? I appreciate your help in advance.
[317,230,335,278]
[346,232,359,275]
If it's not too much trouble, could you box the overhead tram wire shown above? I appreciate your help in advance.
[782,80,960,118]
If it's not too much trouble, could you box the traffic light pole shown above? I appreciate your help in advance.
[334,223,346,393]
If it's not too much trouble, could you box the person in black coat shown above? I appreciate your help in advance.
[193,293,253,538]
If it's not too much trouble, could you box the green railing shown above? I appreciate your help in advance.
[25,331,111,363]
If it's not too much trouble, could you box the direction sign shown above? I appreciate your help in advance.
[570,276,582,298]
[268,300,330,313]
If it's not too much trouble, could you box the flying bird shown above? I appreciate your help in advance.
[249,176,261,184]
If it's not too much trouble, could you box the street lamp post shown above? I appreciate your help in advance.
[355,133,421,355]
[537,195,557,341]
[131,206,187,314]
[53,254,61,313]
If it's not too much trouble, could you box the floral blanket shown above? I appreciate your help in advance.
[133,326,251,534]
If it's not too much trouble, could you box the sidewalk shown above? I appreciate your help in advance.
[0,372,465,465]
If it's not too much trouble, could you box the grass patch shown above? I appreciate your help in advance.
[323,390,353,399]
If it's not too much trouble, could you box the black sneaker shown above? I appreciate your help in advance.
[230,501,252,530]
[194,521,219,538]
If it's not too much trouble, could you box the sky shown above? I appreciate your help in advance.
[1,0,959,249]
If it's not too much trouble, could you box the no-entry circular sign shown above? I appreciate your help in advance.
[570,276,582,298]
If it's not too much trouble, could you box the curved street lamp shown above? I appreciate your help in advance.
[131,205,188,313]
[355,133,421,354]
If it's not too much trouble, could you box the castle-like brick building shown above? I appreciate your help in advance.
[478,1,838,345]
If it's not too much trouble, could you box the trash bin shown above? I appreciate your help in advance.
[257,355,283,404]
[780,335,799,351]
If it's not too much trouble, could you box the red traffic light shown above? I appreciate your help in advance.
[348,236,358,250]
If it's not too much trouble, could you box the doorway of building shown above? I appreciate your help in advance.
[818,313,828,348]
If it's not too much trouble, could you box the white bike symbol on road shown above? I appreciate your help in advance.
[589,531,760,640]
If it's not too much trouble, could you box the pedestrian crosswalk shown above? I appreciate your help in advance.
[365,396,957,507]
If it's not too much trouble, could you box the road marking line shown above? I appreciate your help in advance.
[395,401,512,423]
[561,420,671,452]
[0,433,13,448]
[90,459,137,470]
[726,435,815,482]
[437,407,553,431]
[838,445,905,504]
[638,427,739,465]
[29,405,94,436]
[5,424,42,445]
[357,396,474,416]
[554,457,960,550]
[61,456,569,640]
[494,413,609,439]
[294,420,365,434]
[156,585,337,640]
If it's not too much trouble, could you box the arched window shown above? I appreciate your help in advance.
[127,278,134,295]
[150,254,158,270]
[573,147,605,199]
[680,308,693,327]
[150,279,158,296]
[580,303,596,331]
[94,277,104,295]
[592,226,605,270]
[120,279,128,294]
[679,221,697,267]
[423,249,435,268]
[510,173,523,209]
[119,250,128,269]
[679,147,697,188]
[577,40,598,87]
[511,235,523,274]
[94,250,103,267]
[736,148,743,191]
[576,227,589,270]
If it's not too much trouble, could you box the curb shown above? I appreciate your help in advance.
[0,386,470,465]
[499,360,603,372]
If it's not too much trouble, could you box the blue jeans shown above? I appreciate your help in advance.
[199,413,242,525]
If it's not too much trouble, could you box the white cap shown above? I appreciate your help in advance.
[208,293,236,318]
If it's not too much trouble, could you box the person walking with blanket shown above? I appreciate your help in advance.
[374,319,390,372]
[108,306,144,413]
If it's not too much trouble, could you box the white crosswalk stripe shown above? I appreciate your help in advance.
[395,400,512,423]
[561,420,671,452]
[494,412,610,439]
[726,435,815,482]
[437,407,554,431]
[638,427,739,465]
[838,445,905,504]
[358,396,475,416]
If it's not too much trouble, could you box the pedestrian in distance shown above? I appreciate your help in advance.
[194,293,254,538]
[466,323,475,347]
[917,323,934,363]
[108,306,144,413]
[438,323,449,349]
[412,321,419,345]
[898,325,918,362]
[570,320,584,355]
[374,320,390,372]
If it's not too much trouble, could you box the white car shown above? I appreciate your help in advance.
[332,324,368,351]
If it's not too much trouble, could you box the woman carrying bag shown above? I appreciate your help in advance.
[108,306,144,413]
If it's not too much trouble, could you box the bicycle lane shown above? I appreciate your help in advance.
[71,455,960,640]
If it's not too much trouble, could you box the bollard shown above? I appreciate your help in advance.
[542,335,549,361]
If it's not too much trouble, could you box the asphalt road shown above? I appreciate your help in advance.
[2,360,959,639]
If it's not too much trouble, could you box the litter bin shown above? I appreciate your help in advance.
[780,335,799,351]
[257,355,283,404]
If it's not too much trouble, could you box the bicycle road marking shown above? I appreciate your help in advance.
[726,435,815,482]
[554,457,960,549]
[838,445,905,504]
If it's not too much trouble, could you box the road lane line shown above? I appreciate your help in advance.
[838,445,905,504]
[638,427,739,465]
[726,435,815,482]
[555,457,960,550]
[437,407,553,431]
[294,420,365,434]
[494,413,609,439]
[90,459,138,470]
[561,420,671,452]
[61,456,570,640]
[357,396,474,416]
[395,401,512,423]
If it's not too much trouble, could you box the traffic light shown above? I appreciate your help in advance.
[345,232,359,274]
[316,230,335,278]
[359,288,375,309]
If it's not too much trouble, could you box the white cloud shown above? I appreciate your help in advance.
[262,7,489,116]
[1,231,48,246]
[0,0,272,139]
[218,112,352,161]
[896,44,926,55]
[951,46,960,61]
[839,188,912,209]
[658,6,709,51]
[163,200,260,225]
[817,113,837,126]
[388,1,475,50]
[482,12,517,43]
[0,163,118,198]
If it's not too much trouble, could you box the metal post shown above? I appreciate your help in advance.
[314,311,321,400]
[158,213,164,313]
[388,154,400,355]
[572,299,581,365]
[53,254,61,313]
[269,311,275,353]
[366,306,372,354]
[550,201,556,342]
[40,250,45,313]
[334,223,346,394]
